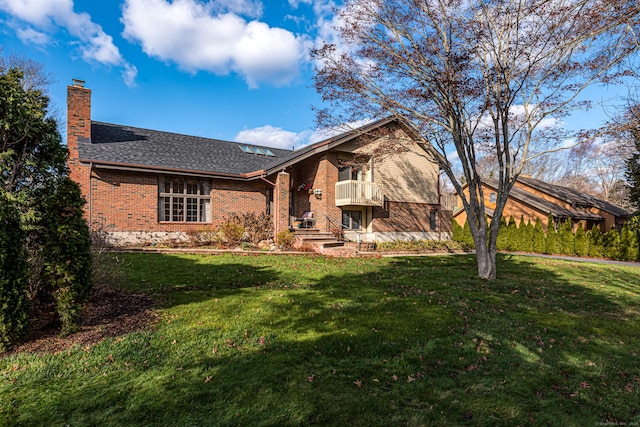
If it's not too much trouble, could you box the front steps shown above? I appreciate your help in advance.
[292,228,357,256]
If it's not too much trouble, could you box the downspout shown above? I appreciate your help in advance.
[89,162,93,228]
[261,175,277,232]
[260,175,276,187]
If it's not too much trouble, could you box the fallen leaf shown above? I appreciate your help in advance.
[354,380,362,388]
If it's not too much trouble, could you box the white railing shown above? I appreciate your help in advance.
[335,180,384,207]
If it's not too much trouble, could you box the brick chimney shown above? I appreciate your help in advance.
[67,79,91,168]
[67,79,91,210]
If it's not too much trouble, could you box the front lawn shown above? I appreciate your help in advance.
[1,253,639,426]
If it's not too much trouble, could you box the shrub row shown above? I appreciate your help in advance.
[187,212,273,248]
[375,240,467,252]
[453,214,640,261]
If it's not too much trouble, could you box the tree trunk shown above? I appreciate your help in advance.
[474,238,497,280]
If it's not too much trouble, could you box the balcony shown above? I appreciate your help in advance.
[335,180,384,207]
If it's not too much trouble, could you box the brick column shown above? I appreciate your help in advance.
[274,172,290,237]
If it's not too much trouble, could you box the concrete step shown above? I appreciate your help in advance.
[321,241,345,248]
[293,230,346,254]
[292,228,321,235]
[321,245,357,257]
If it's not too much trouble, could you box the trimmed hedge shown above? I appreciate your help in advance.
[453,216,640,261]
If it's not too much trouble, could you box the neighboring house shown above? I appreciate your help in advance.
[453,176,633,232]
[67,80,452,246]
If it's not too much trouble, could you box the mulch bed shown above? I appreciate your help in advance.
[3,285,156,357]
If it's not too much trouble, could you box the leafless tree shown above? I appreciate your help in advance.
[313,0,640,279]
[0,49,55,93]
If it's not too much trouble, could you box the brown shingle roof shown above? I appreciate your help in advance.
[517,176,632,218]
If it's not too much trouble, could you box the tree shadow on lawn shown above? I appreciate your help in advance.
[6,253,640,426]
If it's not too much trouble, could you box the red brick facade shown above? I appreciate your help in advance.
[289,153,342,232]
[88,168,269,233]
[372,201,452,234]
[67,83,450,244]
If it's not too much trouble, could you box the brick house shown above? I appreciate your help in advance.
[453,176,632,232]
[67,80,451,246]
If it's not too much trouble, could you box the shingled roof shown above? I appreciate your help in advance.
[80,117,438,179]
[482,179,603,221]
[517,176,633,218]
[80,122,295,177]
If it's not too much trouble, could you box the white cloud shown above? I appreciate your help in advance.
[235,119,376,151]
[121,0,307,88]
[121,63,139,88]
[235,125,305,150]
[288,0,312,9]
[211,0,263,18]
[15,26,50,45]
[234,124,338,150]
[0,0,137,86]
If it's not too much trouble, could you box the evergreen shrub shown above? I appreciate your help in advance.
[0,192,29,351]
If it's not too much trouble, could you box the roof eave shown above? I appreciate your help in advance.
[82,159,260,181]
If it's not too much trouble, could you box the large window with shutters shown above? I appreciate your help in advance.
[159,176,211,222]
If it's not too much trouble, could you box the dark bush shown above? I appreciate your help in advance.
[0,192,29,351]
[531,218,546,254]
[545,216,558,255]
[587,226,604,258]
[618,223,639,261]
[40,178,92,334]
[574,223,588,257]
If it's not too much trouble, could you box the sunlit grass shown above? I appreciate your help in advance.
[1,253,639,426]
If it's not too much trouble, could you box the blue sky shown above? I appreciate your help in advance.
[0,0,632,152]
[0,0,343,149]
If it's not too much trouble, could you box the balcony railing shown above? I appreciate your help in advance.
[335,180,384,207]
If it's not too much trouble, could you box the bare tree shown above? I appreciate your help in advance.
[0,49,55,93]
[313,0,639,279]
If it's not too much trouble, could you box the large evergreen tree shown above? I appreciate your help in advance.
[1,60,92,345]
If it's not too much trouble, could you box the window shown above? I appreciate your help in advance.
[430,210,438,231]
[159,176,211,222]
[342,210,362,230]
[338,161,364,181]
[489,192,497,203]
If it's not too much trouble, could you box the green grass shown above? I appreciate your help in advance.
[1,253,639,426]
